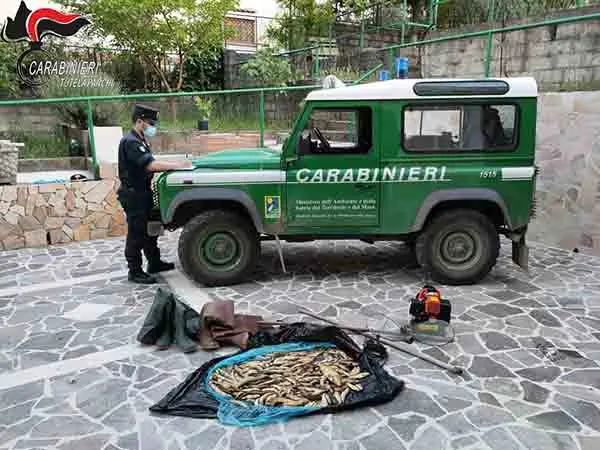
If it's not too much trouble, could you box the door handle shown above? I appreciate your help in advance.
[355,183,375,190]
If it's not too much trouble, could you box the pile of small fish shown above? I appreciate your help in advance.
[209,347,369,407]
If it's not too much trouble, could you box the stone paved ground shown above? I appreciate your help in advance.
[1,233,600,450]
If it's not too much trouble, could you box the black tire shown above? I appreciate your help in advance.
[415,209,500,285]
[178,210,260,287]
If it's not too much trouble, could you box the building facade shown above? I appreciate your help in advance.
[225,0,281,53]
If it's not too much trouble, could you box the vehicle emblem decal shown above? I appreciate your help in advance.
[265,196,281,219]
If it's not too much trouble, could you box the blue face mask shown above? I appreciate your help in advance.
[145,125,157,137]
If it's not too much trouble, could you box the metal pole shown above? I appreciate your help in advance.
[360,15,365,51]
[259,90,265,148]
[298,307,463,374]
[484,0,496,77]
[328,22,333,55]
[353,63,384,85]
[86,99,98,176]
[388,47,395,76]
[315,45,321,81]
[274,45,321,57]
[427,0,434,27]
[401,0,407,45]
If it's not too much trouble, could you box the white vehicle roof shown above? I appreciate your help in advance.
[306,77,538,101]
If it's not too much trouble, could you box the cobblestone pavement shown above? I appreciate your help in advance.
[1,233,600,450]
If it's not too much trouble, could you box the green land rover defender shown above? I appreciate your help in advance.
[153,77,538,287]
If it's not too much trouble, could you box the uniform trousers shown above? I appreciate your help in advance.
[118,188,161,272]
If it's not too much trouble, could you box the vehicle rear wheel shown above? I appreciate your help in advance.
[178,210,259,287]
[416,209,499,285]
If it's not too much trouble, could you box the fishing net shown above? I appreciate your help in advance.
[205,342,335,427]
[150,323,405,427]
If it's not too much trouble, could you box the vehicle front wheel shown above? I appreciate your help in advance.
[416,209,500,285]
[178,210,260,287]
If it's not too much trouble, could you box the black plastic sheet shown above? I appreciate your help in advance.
[149,323,405,422]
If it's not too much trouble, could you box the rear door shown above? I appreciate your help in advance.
[285,102,381,230]
[379,99,524,233]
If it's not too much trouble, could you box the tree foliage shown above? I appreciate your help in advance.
[56,0,238,93]
[240,47,292,87]
[103,53,157,93]
[267,0,335,50]
[180,46,225,91]
[0,43,24,98]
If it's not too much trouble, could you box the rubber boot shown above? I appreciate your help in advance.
[185,315,202,338]
[173,300,198,354]
[136,287,169,345]
[156,297,174,351]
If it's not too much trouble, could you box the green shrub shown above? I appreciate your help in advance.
[241,47,292,87]
[38,72,126,129]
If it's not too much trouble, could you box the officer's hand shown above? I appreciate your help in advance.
[179,160,193,169]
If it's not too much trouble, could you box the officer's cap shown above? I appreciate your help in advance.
[132,104,159,125]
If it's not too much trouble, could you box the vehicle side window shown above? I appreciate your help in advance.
[402,104,518,152]
[298,107,372,155]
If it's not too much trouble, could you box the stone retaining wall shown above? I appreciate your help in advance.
[528,90,600,253]
[0,179,126,250]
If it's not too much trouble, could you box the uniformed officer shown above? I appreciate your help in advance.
[118,104,192,284]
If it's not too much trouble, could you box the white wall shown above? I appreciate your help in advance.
[238,0,280,18]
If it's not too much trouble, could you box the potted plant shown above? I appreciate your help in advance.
[195,97,213,131]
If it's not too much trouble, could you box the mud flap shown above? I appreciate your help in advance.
[512,236,529,271]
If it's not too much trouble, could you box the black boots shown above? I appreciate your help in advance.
[136,287,198,354]
[129,270,157,284]
[129,259,174,284]
[147,260,176,274]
